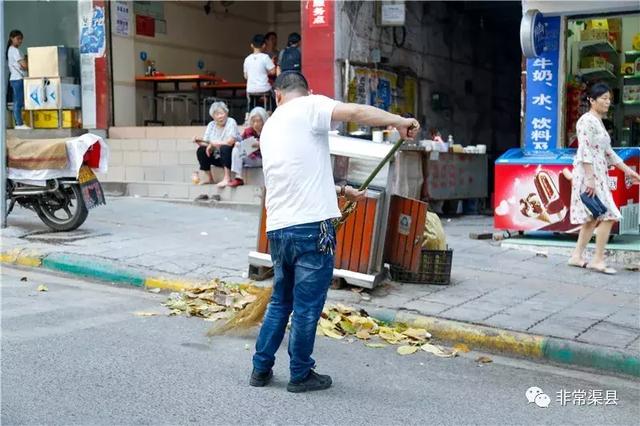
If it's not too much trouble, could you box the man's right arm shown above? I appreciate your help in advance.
[332,103,419,140]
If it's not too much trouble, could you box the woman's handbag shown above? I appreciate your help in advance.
[580,192,608,219]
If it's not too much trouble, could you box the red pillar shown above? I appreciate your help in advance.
[301,0,335,98]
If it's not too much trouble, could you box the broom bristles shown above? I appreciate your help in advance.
[206,286,272,336]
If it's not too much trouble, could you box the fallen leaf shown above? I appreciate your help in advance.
[20,277,28,282]
[355,330,371,340]
[335,303,355,314]
[244,344,250,351]
[134,311,158,317]
[202,311,230,322]
[475,356,493,364]
[319,318,334,330]
[351,287,363,293]
[360,294,371,301]
[339,320,357,335]
[397,345,419,355]
[37,285,48,292]
[365,343,387,349]
[421,343,458,358]
[402,327,431,341]
[322,328,345,340]
[453,343,471,353]
[148,288,161,294]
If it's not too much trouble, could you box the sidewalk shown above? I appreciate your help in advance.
[2,197,638,375]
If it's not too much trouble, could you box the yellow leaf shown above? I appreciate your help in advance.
[37,285,48,292]
[365,343,387,348]
[331,314,343,325]
[319,318,334,329]
[421,343,458,358]
[335,303,355,314]
[475,356,493,364]
[322,328,345,340]
[397,345,419,355]
[453,343,471,353]
[355,330,371,340]
[402,327,431,341]
[133,311,158,317]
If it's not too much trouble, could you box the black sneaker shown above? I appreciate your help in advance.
[249,368,273,387]
[287,370,332,393]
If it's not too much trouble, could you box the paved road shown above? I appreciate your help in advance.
[2,266,638,425]
[2,198,638,356]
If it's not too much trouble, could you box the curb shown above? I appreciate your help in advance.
[2,249,639,378]
[365,308,639,378]
[1,249,198,292]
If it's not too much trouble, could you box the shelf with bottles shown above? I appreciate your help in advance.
[577,68,617,81]
[577,40,619,57]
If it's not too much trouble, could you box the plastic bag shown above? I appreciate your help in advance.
[422,212,446,250]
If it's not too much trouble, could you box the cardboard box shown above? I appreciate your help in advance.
[32,110,81,129]
[581,29,609,42]
[586,19,608,30]
[23,77,80,110]
[27,46,71,78]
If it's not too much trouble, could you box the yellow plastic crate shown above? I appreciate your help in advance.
[32,110,81,129]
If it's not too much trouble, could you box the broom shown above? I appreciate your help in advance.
[207,136,410,336]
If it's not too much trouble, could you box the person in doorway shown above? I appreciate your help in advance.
[264,31,279,89]
[276,32,301,76]
[568,83,640,274]
[6,30,29,130]
[193,101,240,187]
[264,31,279,66]
[244,34,276,113]
[228,106,268,188]
[250,71,419,393]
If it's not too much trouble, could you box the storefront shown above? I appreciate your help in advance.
[494,1,640,234]
[109,1,301,127]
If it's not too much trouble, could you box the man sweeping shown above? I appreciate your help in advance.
[251,71,420,393]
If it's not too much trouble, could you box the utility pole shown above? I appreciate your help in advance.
[0,0,7,228]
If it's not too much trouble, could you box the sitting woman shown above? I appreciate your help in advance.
[194,101,240,187]
[228,106,268,187]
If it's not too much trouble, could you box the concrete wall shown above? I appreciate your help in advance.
[334,1,522,155]
[110,1,300,126]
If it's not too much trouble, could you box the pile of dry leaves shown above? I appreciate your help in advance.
[159,283,464,359]
[162,280,259,322]
[319,304,460,357]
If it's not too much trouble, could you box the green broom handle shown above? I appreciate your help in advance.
[356,135,409,191]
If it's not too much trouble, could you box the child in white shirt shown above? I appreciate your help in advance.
[243,34,276,114]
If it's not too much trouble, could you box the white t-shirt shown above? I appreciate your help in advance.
[203,117,240,142]
[260,95,341,232]
[8,46,25,80]
[243,53,275,94]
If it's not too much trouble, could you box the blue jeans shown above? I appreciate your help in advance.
[252,220,335,382]
[10,80,24,126]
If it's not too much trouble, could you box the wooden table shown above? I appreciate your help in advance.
[135,74,223,125]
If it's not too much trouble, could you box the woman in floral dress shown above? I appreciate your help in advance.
[568,83,640,274]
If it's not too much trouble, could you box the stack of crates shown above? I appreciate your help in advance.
[23,46,81,129]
